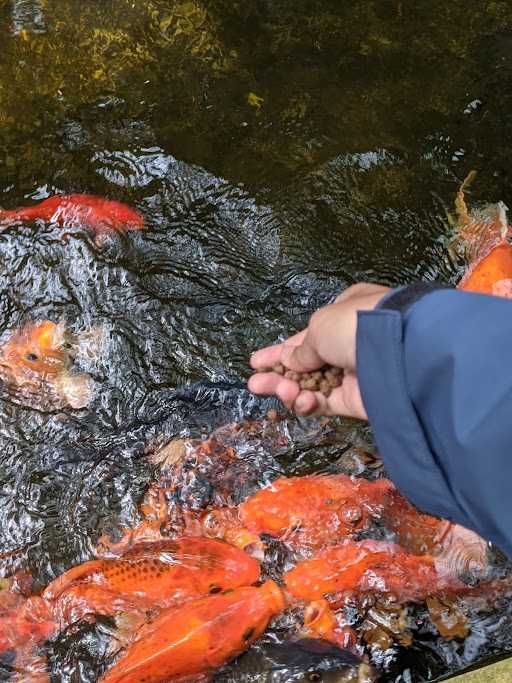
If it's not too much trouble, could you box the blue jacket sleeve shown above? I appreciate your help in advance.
[356,285,512,557]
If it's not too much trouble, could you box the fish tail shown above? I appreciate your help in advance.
[434,524,489,582]
[0,207,39,226]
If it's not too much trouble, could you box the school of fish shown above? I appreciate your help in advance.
[0,181,510,682]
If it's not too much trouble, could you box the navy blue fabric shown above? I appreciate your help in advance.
[357,287,512,557]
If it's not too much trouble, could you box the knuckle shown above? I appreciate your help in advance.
[309,307,329,329]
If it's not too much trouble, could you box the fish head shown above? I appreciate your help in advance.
[262,639,375,682]
[243,581,285,639]
[217,581,285,657]
[0,321,94,410]
[0,321,68,380]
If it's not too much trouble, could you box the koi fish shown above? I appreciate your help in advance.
[100,580,285,683]
[0,321,68,380]
[284,539,465,604]
[0,320,93,410]
[0,596,56,653]
[95,506,264,561]
[0,585,56,681]
[239,475,395,550]
[0,194,144,237]
[43,538,260,626]
[452,172,512,297]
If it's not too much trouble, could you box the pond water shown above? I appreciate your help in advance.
[1,1,512,681]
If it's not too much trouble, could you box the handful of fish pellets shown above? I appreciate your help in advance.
[257,363,343,397]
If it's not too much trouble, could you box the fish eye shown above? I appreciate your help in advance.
[242,627,255,641]
[25,353,39,362]
[308,673,322,682]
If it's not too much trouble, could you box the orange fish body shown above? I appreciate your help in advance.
[44,538,260,625]
[239,475,394,549]
[0,194,144,236]
[0,597,56,653]
[458,241,512,297]
[284,540,464,604]
[453,182,512,297]
[100,580,285,683]
[0,594,56,681]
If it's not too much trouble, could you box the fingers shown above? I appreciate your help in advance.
[248,372,301,407]
[248,281,388,421]
[294,391,320,416]
[250,330,307,370]
[280,334,323,372]
[250,344,284,370]
[294,377,366,420]
[249,373,367,421]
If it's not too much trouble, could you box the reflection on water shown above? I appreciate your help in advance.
[0,0,512,680]
[10,0,45,35]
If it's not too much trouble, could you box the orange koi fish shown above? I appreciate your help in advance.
[0,585,56,681]
[284,539,465,604]
[0,596,56,653]
[453,172,512,297]
[95,506,264,561]
[0,320,93,410]
[0,194,144,237]
[100,580,285,683]
[239,474,394,550]
[0,321,68,380]
[44,538,260,625]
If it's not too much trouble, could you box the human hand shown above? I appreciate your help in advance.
[248,283,391,419]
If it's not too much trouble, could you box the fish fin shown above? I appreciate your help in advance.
[450,171,510,264]
[454,170,478,226]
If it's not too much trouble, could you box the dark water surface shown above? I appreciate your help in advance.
[1,1,512,681]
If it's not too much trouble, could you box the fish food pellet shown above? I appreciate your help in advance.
[266,408,280,422]
[255,363,343,397]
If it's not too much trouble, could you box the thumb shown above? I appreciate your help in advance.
[280,334,323,372]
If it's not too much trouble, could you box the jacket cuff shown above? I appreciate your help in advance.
[356,306,471,528]
[377,282,453,313]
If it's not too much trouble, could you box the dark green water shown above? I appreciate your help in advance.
[1,1,512,681]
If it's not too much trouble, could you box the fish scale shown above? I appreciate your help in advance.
[100,582,285,683]
[239,474,395,550]
[43,537,260,619]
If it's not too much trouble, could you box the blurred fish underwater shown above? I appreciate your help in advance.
[215,638,376,682]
